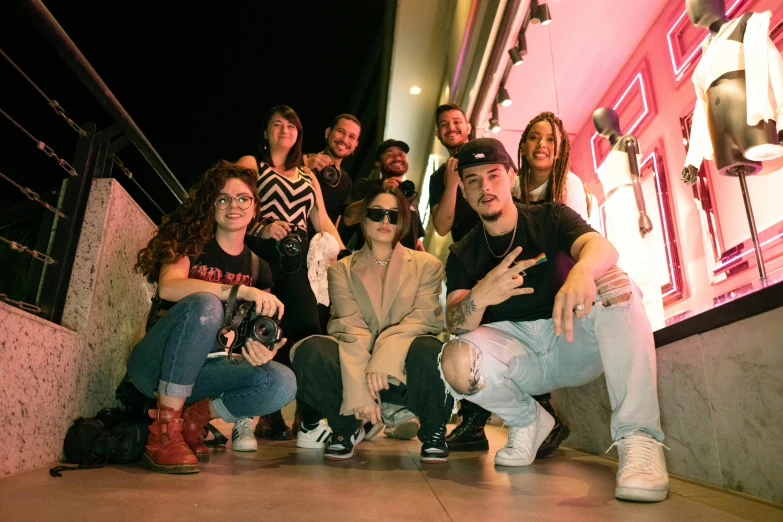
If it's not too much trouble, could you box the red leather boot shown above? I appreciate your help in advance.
[182,398,213,462]
[143,404,199,474]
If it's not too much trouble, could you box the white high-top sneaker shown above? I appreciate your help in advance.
[296,418,333,449]
[494,402,555,466]
[608,432,670,502]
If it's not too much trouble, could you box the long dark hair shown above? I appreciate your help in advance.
[359,185,411,249]
[257,104,304,171]
[134,160,260,284]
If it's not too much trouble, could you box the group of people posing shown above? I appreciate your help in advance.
[125,102,670,503]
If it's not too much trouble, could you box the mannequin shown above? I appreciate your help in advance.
[681,0,783,281]
[593,107,665,331]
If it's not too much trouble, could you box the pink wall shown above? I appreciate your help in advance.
[570,0,783,320]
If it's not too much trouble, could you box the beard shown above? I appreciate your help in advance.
[479,210,502,222]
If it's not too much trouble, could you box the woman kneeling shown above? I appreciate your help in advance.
[291,185,453,462]
[127,160,296,474]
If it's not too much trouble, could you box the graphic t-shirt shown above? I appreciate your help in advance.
[446,202,595,324]
[428,162,480,243]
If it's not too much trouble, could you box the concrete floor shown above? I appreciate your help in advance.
[1,417,780,522]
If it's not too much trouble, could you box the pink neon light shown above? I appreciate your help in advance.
[712,231,783,272]
[590,71,650,172]
[666,0,744,77]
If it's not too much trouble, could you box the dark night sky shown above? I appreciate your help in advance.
[1,2,388,220]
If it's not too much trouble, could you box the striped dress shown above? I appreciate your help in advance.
[256,161,315,229]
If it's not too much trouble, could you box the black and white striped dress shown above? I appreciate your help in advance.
[256,162,315,229]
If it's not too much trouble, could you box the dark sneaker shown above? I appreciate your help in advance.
[446,407,491,452]
[419,424,448,463]
[324,425,365,461]
[535,396,571,458]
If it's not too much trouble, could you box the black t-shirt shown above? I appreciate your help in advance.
[428,163,480,243]
[445,202,595,323]
[340,177,426,251]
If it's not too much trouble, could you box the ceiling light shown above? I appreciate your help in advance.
[531,3,552,25]
[498,86,512,107]
[490,105,501,133]
[409,85,422,95]
[508,46,524,66]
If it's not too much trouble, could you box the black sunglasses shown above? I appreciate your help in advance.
[364,208,399,225]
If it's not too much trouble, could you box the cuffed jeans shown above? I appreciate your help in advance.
[441,283,663,442]
[126,292,296,422]
[292,335,454,438]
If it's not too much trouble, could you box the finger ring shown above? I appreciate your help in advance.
[575,304,585,312]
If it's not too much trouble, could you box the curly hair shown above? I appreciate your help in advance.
[134,160,260,284]
[257,104,304,171]
[517,111,592,217]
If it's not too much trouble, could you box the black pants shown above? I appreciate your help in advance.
[292,335,454,439]
[246,236,321,368]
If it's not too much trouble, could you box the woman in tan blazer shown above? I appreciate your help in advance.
[291,185,453,462]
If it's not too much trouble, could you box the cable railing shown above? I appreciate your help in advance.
[0,0,186,324]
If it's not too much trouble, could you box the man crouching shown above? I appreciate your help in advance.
[438,137,669,502]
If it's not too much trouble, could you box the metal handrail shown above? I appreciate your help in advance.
[16,0,187,203]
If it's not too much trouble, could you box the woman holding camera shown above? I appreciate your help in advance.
[237,104,345,440]
[291,185,453,462]
[126,160,296,474]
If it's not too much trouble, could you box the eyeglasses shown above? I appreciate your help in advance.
[364,208,399,225]
[215,195,253,210]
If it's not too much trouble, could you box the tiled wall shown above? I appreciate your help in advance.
[0,179,156,476]
[553,306,783,505]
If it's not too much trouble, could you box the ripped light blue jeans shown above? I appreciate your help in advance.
[441,281,663,442]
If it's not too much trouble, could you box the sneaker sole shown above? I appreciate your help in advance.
[421,455,448,463]
[385,421,419,440]
[494,410,556,467]
[231,443,258,452]
[141,453,200,474]
[297,439,329,449]
[446,438,489,452]
[615,486,669,502]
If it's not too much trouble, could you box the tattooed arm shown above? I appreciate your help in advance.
[445,289,485,335]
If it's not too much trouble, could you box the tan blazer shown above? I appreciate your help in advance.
[291,242,444,415]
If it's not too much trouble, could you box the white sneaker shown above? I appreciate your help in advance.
[296,419,332,449]
[231,418,258,452]
[494,402,555,466]
[608,432,670,502]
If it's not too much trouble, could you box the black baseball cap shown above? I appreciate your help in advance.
[457,137,516,173]
[375,139,410,160]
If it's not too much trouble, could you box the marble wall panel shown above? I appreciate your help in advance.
[0,302,85,475]
[700,307,783,504]
[62,179,157,418]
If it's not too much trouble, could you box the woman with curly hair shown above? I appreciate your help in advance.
[517,111,596,225]
[126,160,296,474]
[237,105,344,440]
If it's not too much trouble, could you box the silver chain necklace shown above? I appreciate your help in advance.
[374,256,392,266]
[483,216,518,258]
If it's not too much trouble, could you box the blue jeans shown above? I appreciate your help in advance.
[126,292,296,422]
[440,282,663,442]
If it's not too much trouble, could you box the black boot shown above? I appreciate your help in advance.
[419,423,448,463]
[446,401,490,452]
[254,409,292,440]
[534,394,571,458]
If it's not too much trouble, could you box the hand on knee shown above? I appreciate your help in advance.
[440,339,486,396]
[596,266,633,306]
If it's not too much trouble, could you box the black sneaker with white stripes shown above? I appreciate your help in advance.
[419,424,449,463]
[324,425,365,461]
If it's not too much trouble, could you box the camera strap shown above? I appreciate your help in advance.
[217,284,252,362]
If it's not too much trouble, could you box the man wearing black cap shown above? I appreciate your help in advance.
[339,139,425,251]
[438,137,670,503]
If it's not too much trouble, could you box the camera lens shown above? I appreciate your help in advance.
[320,165,340,184]
[281,237,301,256]
[399,180,415,198]
[250,316,280,348]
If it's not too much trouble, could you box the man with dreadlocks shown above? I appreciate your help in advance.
[439,138,670,503]
[517,111,600,230]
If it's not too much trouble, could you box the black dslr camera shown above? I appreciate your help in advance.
[218,301,283,354]
[398,179,417,200]
[277,224,306,273]
[318,164,341,186]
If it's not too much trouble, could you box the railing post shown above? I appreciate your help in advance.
[36,122,97,323]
